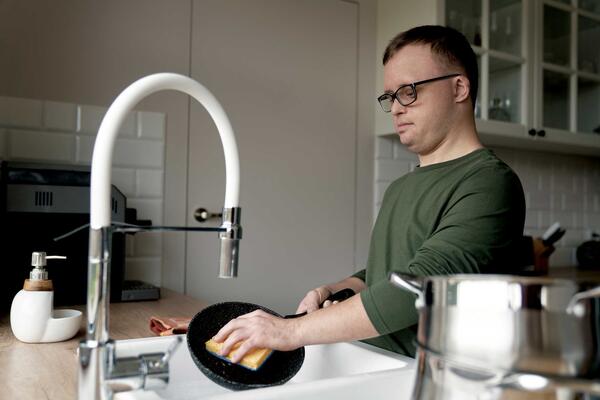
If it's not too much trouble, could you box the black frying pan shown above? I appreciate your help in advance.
[186,288,354,391]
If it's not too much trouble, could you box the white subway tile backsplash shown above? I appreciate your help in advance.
[375,181,391,204]
[125,257,162,287]
[2,95,166,286]
[551,210,576,229]
[552,164,578,193]
[120,112,137,138]
[561,193,584,212]
[527,190,554,211]
[137,111,165,140]
[375,137,393,159]
[583,194,594,213]
[127,198,163,225]
[43,101,77,131]
[78,105,106,134]
[539,210,553,230]
[114,138,164,168]
[549,247,575,267]
[393,139,418,162]
[112,168,136,197]
[375,159,411,182]
[136,170,163,198]
[0,96,43,128]
[9,129,74,162]
[586,213,600,230]
[75,135,94,164]
[524,210,538,229]
[560,229,586,248]
[536,172,550,192]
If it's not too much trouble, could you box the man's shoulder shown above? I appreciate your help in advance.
[469,151,519,180]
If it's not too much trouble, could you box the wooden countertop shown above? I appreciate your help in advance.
[0,289,208,400]
[546,266,600,280]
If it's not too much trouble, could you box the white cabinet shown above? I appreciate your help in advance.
[375,0,600,156]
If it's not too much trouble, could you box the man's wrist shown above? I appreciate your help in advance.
[287,315,306,348]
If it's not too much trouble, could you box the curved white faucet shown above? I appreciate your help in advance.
[79,73,242,400]
[90,72,240,228]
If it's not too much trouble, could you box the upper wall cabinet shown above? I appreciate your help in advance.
[375,0,600,157]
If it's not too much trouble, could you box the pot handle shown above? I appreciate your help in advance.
[389,272,424,297]
[566,285,600,316]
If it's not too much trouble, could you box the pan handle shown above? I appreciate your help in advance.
[285,288,356,319]
[389,272,424,297]
[566,285,600,317]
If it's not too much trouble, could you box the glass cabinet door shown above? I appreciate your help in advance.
[447,0,483,46]
[490,0,522,56]
[543,70,570,130]
[446,0,526,125]
[445,0,600,143]
[577,12,600,134]
[539,0,600,135]
[543,5,571,67]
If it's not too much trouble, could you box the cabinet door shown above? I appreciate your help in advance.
[443,0,600,155]
[537,0,600,139]
[446,0,528,127]
[185,0,359,313]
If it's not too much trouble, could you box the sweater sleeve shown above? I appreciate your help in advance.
[360,165,525,336]
[351,269,366,281]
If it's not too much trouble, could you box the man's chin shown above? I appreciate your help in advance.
[396,135,420,153]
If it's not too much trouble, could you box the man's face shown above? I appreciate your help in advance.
[383,44,457,155]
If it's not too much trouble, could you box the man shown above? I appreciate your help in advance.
[213,25,525,360]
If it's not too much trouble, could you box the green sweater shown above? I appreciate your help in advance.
[354,148,525,357]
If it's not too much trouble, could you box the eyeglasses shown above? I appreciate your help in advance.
[377,74,461,112]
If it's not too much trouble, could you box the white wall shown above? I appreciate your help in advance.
[0,0,376,299]
[374,135,600,268]
[0,0,192,291]
[0,95,166,285]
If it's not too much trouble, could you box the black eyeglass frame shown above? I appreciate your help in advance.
[377,73,461,112]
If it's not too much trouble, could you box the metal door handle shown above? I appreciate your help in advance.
[194,207,222,223]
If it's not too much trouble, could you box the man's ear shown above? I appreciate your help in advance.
[454,75,471,104]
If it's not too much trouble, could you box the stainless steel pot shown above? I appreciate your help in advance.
[412,347,600,400]
[389,273,600,378]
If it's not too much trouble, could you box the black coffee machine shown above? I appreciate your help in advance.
[0,161,127,313]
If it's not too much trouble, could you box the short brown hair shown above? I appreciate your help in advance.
[383,25,478,109]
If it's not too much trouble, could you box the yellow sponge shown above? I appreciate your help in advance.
[205,338,273,371]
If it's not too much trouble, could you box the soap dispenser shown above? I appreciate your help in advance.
[10,252,82,343]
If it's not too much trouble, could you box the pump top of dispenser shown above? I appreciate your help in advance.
[29,252,66,280]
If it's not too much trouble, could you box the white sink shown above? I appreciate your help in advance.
[114,336,415,400]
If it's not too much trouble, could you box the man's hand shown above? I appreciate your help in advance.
[296,277,367,314]
[212,309,300,363]
[212,294,378,364]
[295,286,332,314]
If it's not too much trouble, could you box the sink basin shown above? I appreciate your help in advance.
[114,336,415,400]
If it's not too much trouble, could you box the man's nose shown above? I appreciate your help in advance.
[390,98,406,115]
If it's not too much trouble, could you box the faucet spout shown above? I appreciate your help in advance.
[219,206,242,278]
[79,73,241,400]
